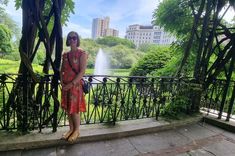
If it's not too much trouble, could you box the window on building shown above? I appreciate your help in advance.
[153,40,160,44]
[154,32,161,35]
[154,36,160,39]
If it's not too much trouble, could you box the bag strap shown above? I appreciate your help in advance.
[67,53,78,74]
[67,52,86,83]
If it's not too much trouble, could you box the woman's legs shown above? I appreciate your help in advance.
[68,113,80,142]
[68,114,74,132]
[62,114,74,139]
[72,113,80,131]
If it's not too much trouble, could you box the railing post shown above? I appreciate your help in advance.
[157,78,164,120]
[189,78,203,113]
[125,77,132,120]
[52,72,60,132]
[22,73,28,133]
[86,76,92,124]
[218,81,230,119]
[113,77,120,125]
[101,77,107,123]
[206,80,216,115]
[0,74,7,129]
[219,54,235,119]
[38,76,44,133]
[226,82,235,121]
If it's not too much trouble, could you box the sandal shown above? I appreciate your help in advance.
[68,131,80,143]
[61,130,73,140]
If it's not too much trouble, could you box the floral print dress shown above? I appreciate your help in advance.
[61,49,86,114]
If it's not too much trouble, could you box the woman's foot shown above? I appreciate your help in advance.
[61,130,73,140]
[68,130,80,143]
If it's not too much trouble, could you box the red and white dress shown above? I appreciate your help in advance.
[61,49,86,114]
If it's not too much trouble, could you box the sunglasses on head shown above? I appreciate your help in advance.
[68,36,77,41]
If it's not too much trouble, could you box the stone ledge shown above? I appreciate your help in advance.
[203,115,235,133]
[0,115,203,152]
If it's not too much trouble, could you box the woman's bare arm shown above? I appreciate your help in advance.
[60,55,65,86]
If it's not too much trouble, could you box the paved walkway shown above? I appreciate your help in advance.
[0,116,235,156]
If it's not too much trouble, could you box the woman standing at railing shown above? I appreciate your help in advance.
[60,31,88,143]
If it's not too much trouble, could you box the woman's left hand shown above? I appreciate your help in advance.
[63,83,73,91]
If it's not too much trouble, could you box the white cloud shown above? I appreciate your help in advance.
[63,22,91,38]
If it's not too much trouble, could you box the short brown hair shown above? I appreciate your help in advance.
[66,31,80,47]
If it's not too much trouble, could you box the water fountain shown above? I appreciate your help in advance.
[94,48,110,76]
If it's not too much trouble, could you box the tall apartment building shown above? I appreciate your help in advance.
[125,24,175,48]
[105,28,119,37]
[92,16,119,39]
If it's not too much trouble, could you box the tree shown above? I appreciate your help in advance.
[0,7,21,42]
[96,36,136,49]
[3,0,75,132]
[0,0,8,5]
[130,45,173,76]
[153,0,193,38]
[0,5,21,54]
[153,0,235,114]
[80,39,101,68]
[0,24,13,53]
[78,39,142,69]
[105,44,142,69]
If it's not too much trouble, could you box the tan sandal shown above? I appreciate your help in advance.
[61,130,73,140]
[68,131,80,143]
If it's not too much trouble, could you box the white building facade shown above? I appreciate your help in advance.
[125,24,175,48]
[92,17,119,39]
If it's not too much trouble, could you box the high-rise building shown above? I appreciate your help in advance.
[92,17,119,39]
[92,18,102,39]
[104,28,119,37]
[102,16,110,36]
[125,24,175,48]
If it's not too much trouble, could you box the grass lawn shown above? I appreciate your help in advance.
[86,68,130,76]
[0,59,130,76]
[0,59,44,74]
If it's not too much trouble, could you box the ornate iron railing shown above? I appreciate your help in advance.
[201,79,235,121]
[0,74,196,132]
[1,74,234,132]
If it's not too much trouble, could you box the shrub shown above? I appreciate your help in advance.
[130,45,173,76]
[96,36,135,49]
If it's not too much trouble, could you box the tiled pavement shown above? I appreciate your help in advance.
[0,116,235,156]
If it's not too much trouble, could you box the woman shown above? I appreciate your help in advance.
[60,31,87,143]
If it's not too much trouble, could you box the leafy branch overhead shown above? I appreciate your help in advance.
[153,0,235,85]
[14,0,75,26]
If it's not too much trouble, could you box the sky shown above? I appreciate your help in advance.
[2,0,235,39]
[63,0,160,38]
